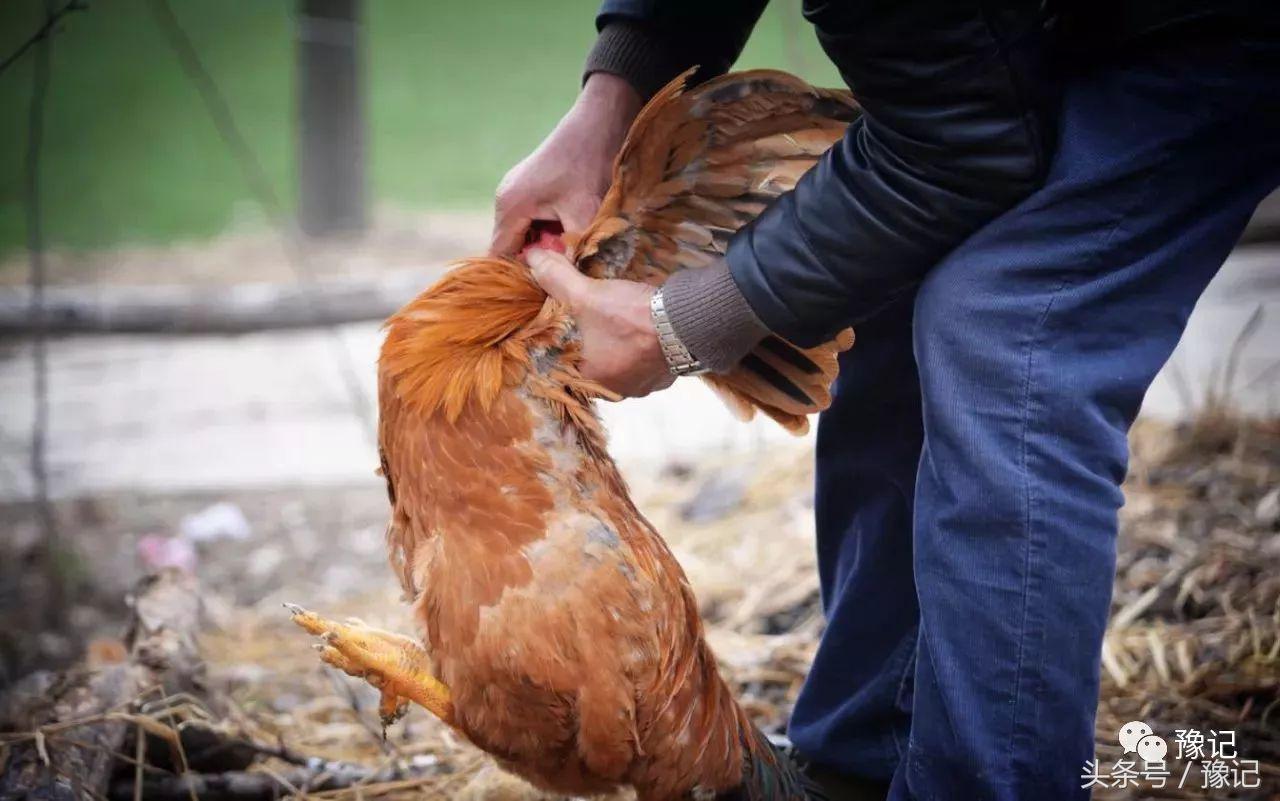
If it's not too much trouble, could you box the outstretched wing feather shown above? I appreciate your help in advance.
[570,70,859,432]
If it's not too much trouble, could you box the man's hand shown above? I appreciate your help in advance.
[490,74,644,256]
[525,248,674,399]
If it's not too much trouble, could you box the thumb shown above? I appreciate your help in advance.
[525,248,591,305]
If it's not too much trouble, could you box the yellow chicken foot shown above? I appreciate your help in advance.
[285,603,454,727]
[310,641,410,726]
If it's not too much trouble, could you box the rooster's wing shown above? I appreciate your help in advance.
[572,70,860,433]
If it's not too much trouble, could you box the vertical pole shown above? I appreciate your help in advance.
[297,0,366,237]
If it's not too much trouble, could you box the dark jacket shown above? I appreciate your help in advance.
[584,0,1275,348]
[589,0,1054,347]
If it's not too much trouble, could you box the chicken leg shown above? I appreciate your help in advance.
[285,604,453,727]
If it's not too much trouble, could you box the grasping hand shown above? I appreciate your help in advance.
[490,74,643,256]
[525,248,674,399]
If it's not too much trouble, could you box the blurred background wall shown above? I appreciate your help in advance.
[0,0,840,256]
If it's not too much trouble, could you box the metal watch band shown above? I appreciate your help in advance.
[650,288,707,377]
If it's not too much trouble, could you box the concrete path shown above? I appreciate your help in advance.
[1,247,1276,502]
[0,326,807,501]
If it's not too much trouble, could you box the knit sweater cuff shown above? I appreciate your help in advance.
[663,261,770,374]
[583,21,690,100]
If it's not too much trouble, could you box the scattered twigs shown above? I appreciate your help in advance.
[104,758,445,801]
[1110,555,1198,631]
[0,570,206,799]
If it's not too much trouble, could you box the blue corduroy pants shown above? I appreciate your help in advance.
[789,35,1280,801]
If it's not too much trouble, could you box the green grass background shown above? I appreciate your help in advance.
[0,0,840,257]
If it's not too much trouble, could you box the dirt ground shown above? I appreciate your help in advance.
[1,413,1277,799]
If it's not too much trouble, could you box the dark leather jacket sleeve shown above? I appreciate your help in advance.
[592,1,1055,349]
[732,3,1054,347]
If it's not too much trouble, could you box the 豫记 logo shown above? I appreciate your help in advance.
[1081,722,1261,791]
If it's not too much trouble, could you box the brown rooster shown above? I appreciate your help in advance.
[289,70,858,800]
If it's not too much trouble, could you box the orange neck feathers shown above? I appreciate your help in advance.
[379,257,613,441]
[379,258,562,419]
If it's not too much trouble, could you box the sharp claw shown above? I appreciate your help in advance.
[312,643,325,652]
[380,709,405,729]
[283,602,305,616]
[321,631,338,644]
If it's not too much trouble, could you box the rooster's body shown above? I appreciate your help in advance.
[292,71,859,800]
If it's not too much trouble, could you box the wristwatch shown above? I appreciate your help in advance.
[650,287,707,377]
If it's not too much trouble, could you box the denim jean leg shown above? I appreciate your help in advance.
[789,290,923,782]
[894,39,1280,801]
